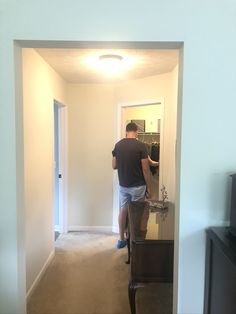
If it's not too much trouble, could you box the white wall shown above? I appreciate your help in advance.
[122,104,161,134]
[67,72,177,232]
[1,1,236,314]
[114,70,177,239]
[22,49,67,293]
[67,84,114,229]
[115,72,178,202]
[166,65,178,202]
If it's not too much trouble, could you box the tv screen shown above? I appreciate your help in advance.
[230,174,236,229]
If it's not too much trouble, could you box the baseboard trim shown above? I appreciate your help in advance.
[54,224,60,232]
[26,250,55,302]
[112,226,119,234]
[68,225,114,233]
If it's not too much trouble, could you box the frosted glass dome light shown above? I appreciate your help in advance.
[98,54,124,73]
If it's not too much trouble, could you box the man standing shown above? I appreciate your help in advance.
[112,122,151,249]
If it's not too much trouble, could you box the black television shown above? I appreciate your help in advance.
[228,173,236,238]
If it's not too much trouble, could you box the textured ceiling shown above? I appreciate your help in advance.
[36,48,179,84]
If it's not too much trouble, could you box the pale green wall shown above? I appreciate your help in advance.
[0,1,236,314]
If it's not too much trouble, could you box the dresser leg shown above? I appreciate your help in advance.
[128,281,137,314]
[126,235,130,264]
[125,215,130,264]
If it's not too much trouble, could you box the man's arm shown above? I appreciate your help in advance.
[141,158,152,198]
[112,156,117,169]
[148,155,159,167]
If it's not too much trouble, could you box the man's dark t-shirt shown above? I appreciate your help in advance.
[112,138,148,187]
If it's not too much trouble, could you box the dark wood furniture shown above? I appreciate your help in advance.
[128,201,174,314]
[204,227,236,314]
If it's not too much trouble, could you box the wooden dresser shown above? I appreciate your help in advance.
[127,201,174,314]
[204,227,236,314]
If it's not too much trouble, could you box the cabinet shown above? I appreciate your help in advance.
[204,227,236,314]
[128,201,174,314]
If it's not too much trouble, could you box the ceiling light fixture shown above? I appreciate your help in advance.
[98,54,124,75]
[99,54,123,62]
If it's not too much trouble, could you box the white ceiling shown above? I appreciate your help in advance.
[36,48,179,84]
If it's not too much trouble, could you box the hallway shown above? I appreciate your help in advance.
[1,2,236,313]
[27,232,172,314]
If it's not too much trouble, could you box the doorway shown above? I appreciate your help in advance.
[15,41,182,314]
[113,99,165,227]
[121,101,163,199]
[53,100,68,235]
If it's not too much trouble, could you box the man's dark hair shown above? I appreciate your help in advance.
[126,122,138,132]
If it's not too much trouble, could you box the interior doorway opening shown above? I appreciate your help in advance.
[121,102,163,199]
[16,40,183,314]
[53,100,68,235]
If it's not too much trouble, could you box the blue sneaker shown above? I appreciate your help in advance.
[117,239,127,249]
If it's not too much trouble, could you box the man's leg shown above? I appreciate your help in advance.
[117,186,130,248]
[119,207,128,241]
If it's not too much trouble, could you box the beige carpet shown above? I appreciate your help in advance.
[27,232,172,314]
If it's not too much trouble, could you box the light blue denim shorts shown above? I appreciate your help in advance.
[119,185,146,209]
